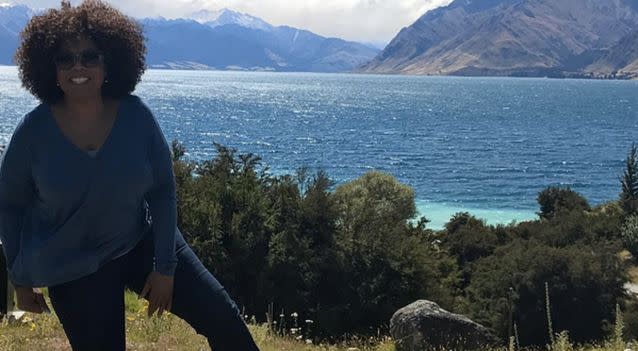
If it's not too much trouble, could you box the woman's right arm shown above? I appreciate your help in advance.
[0,116,35,286]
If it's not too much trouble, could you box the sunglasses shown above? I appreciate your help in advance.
[53,50,104,70]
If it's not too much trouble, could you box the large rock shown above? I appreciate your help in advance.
[390,300,495,351]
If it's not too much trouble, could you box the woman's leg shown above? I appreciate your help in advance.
[125,229,260,351]
[48,255,127,351]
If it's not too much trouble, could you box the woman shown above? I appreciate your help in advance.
[0,1,260,350]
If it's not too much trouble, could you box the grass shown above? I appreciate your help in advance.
[0,290,636,351]
[0,290,395,351]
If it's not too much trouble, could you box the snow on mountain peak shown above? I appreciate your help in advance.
[0,3,35,34]
[189,8,273,31]
[189,9,223,23]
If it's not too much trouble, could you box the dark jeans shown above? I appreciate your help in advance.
[48,229,260,351]
[0,244,7,316]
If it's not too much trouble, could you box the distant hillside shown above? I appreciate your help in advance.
[587,29,638,78]
[142,14,379,72]
[0,3,33,65]
[0,5,379,72]
[360,0,638,78]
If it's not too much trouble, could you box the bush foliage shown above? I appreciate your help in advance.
[168,141,635,346]
[171,143,457,337]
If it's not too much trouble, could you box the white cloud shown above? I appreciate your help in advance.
[11,0,453,42]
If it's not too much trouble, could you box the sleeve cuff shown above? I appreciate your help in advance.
[8,275,30,288]
[154,262,177,276]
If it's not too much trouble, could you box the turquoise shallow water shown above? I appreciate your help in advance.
[416,200,537,229]
[1,67,636,229]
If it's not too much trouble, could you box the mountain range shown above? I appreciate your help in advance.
[0,4,379,73]
[2,1,638,78]
[0,3,33,66]
[361,0,638,78]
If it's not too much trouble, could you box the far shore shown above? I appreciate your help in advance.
[1,64,637,81]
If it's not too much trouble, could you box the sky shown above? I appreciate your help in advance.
[6,0,453,44]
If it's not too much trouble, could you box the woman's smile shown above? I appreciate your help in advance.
[69,77,90,85]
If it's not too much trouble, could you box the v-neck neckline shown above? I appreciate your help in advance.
[46,96,128,160]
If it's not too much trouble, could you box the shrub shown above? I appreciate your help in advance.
[464,239,625,346]
[620,143,638,216]
[621,215,638,261]
[331,171,458,335]
[537,186,590,220]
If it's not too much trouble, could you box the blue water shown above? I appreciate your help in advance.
[1,66,637,229]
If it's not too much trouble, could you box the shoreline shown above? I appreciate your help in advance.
[1,65,637,81]
[415,201,537,230]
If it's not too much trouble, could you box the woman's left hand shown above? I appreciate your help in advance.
[140,271,174,317]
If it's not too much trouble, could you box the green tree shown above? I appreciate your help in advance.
[332,172,457,334]
[266,170,345,334]
[620,143,638,216]
[537,186,590,220]
[621,215,638,261]
[449,193,626,347]
[175,143,274,315]
[444,213,501,266]
[442,213,507,290]
[465,239,625,346]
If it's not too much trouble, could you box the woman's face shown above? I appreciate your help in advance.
[54,36,106,101]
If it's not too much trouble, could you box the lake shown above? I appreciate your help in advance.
[1,66,636,229]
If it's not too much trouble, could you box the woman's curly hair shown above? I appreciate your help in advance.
[15,0,146,104]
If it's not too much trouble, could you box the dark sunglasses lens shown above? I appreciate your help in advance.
[81,51,102,67]
[54,54,75,69]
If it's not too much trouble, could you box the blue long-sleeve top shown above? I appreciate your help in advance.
[0,94,178,287]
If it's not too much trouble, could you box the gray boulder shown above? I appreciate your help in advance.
[390,300,496,351]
